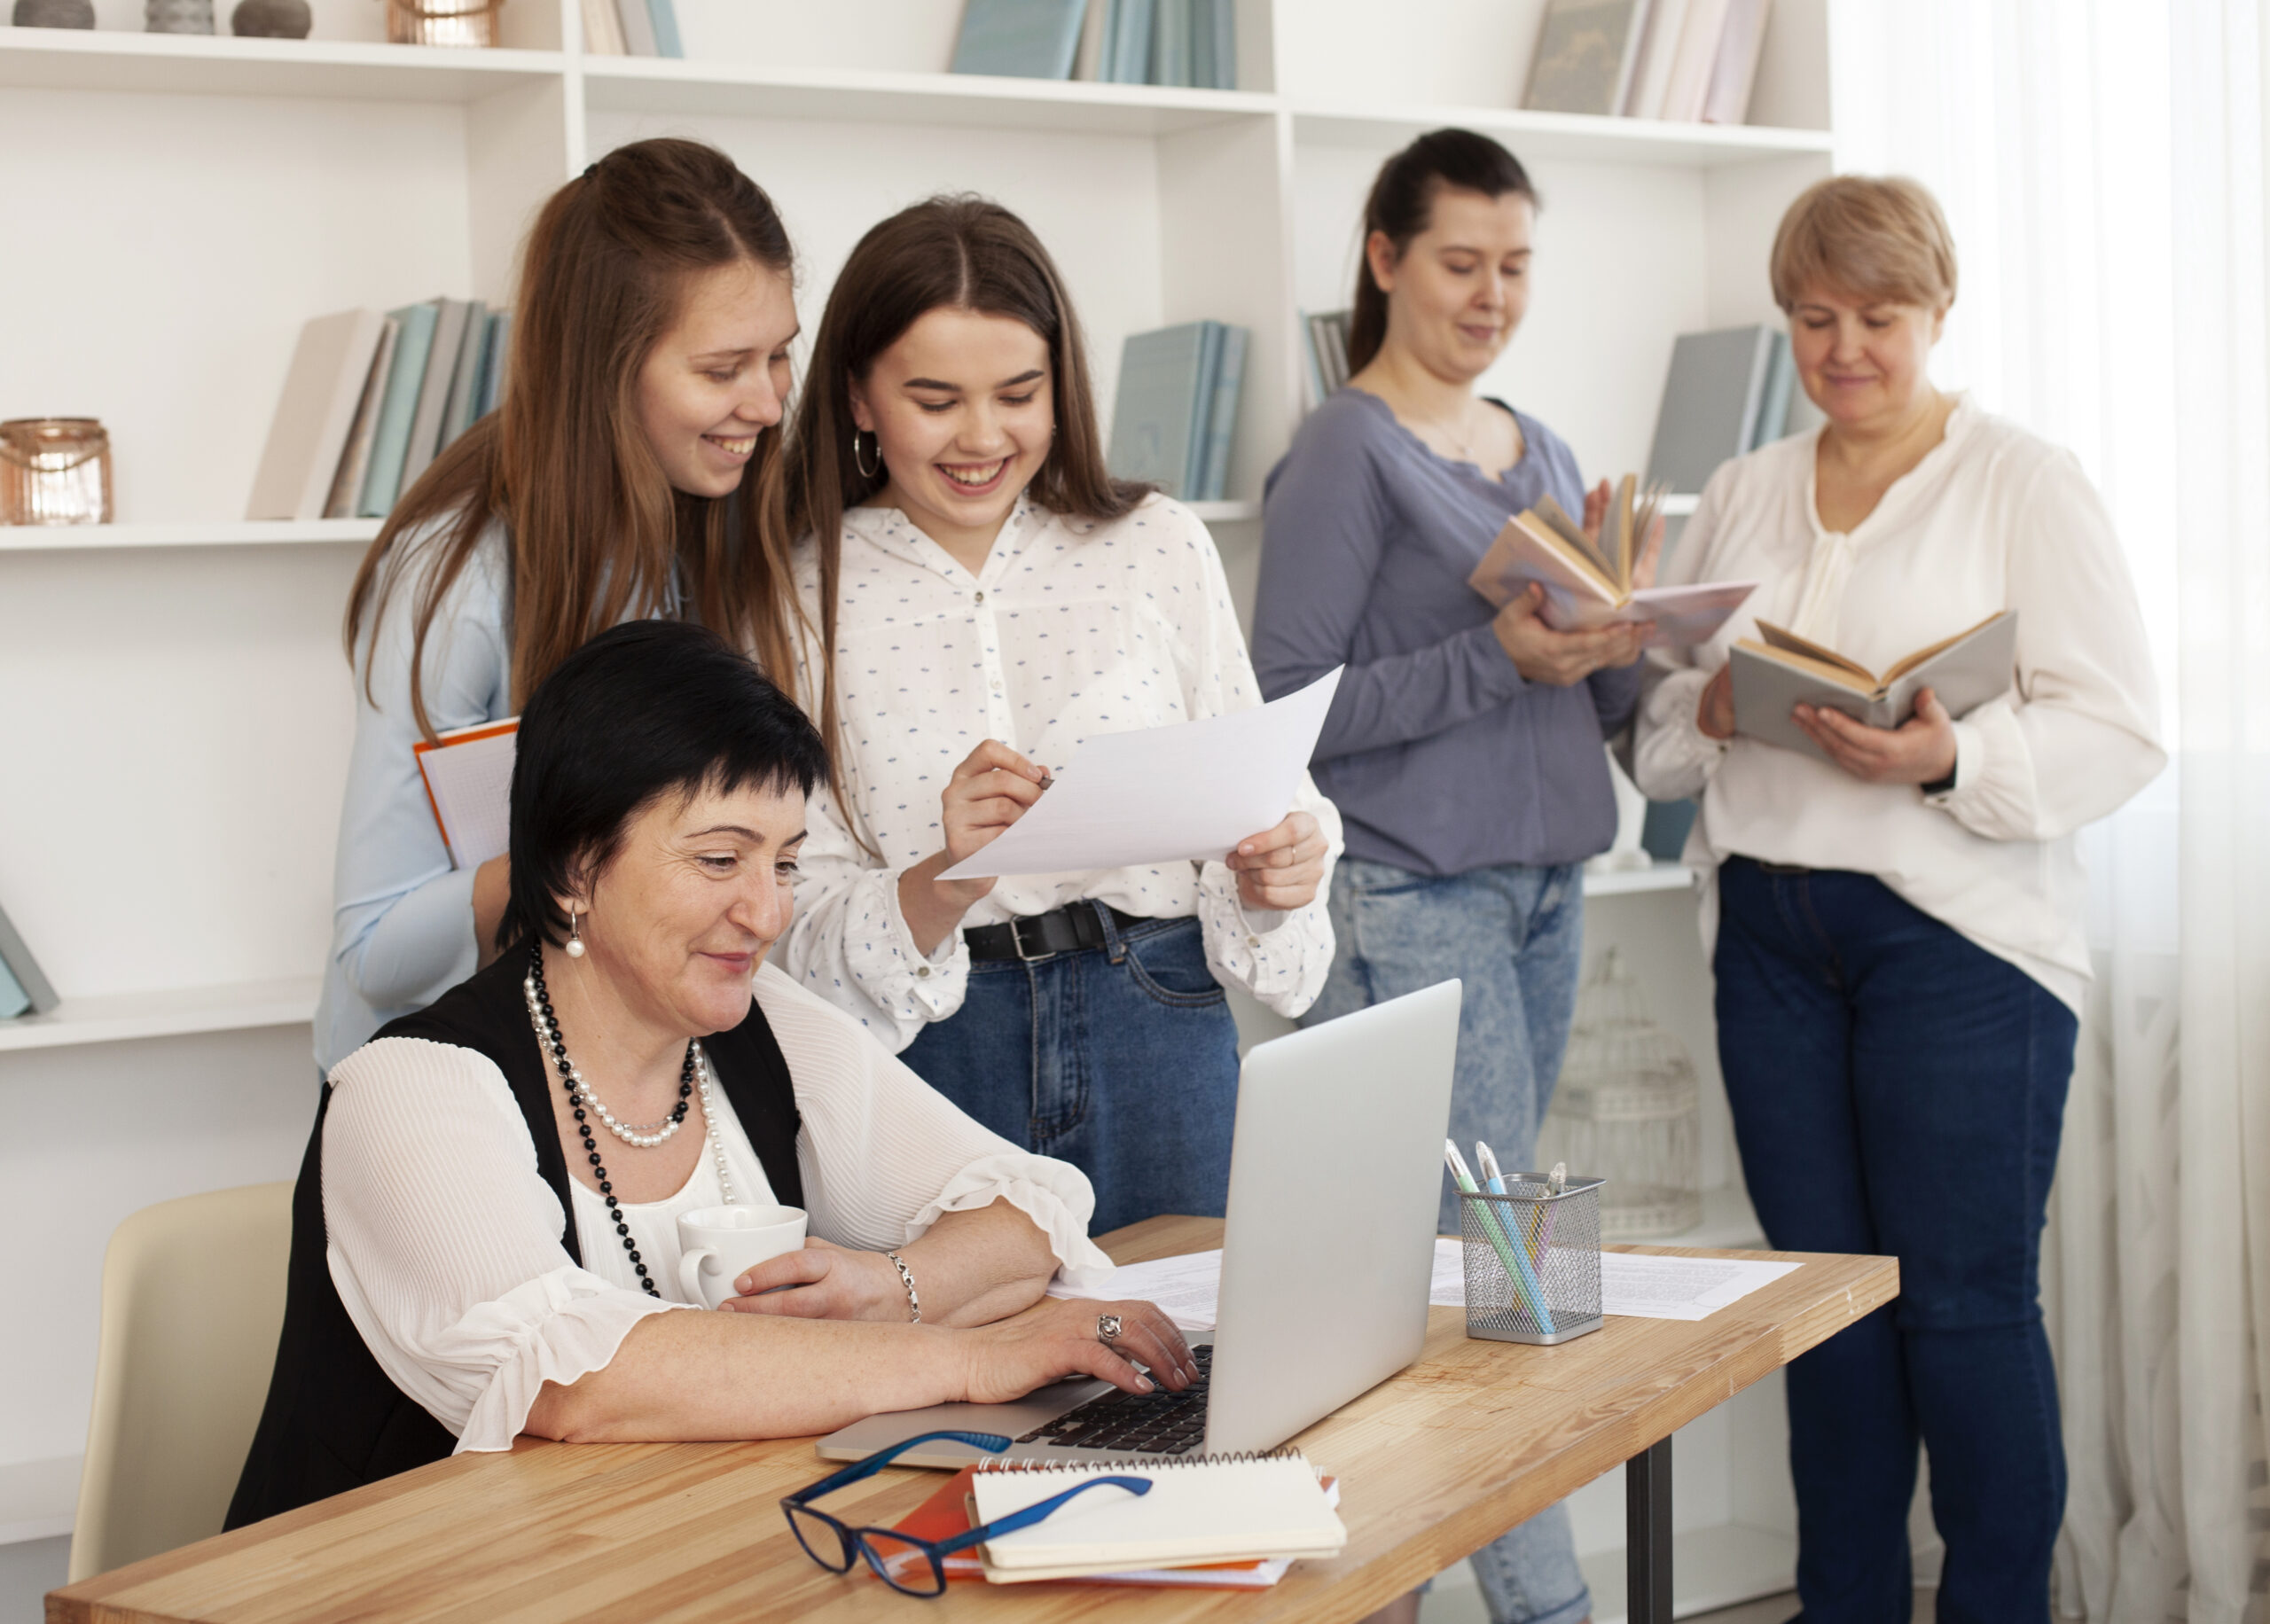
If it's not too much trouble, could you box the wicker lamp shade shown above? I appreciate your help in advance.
[1538,948,1702,1239]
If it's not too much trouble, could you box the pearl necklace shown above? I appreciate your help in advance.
[523,946,736,1296]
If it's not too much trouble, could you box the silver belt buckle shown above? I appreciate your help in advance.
[1011,914,1053,961]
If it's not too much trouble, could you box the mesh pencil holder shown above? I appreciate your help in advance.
[1460,1175,1604,1347]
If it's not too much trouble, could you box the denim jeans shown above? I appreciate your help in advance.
[898,909,1241,1236]
[1714,857,2076,1624]
[1306,855,1593,1624]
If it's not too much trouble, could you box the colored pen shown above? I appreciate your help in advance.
[1447,1141,1555,1333]
[1476,1143,1556,1333]
[1538,1160,1568,1252]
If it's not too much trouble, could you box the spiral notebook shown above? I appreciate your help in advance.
[972,1450,1345,1582]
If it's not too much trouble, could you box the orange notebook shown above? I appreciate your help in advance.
[887,1466,1339,1590]
[411,717,517,870]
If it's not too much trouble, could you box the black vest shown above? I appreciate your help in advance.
[226,950,803,1529]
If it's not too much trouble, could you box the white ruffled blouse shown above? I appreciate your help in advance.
[319,962,1115,1454]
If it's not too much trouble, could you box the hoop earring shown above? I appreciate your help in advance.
[851,429,882,480]
[565,905,586,959]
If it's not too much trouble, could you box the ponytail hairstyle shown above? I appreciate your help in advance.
[344,137,802,738]
[768,193,1146,777]
[1346,129,1537,377]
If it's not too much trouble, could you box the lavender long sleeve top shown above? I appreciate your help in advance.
[1251,388,1641,877]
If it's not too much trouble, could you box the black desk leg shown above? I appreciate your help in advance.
[1626,1433,1673,1624]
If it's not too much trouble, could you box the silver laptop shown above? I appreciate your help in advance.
[816,979,1462,1468]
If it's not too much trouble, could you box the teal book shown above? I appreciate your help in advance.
[951,0,1088,78]
[1184,320,1222,494]
[1190,0,1234,86]
[1749,329,1793,448]
[1196,322,1246,500]
[357,300,441,518]
[645,0,682,57]
[441,299,488,451]
[0,899,57,1017]
[1149,0,1189,84]
[1108,321,1212,496]
[1106,0,1151,81]
[480,311,513,417]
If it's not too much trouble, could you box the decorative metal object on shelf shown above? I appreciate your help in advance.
[145,0,217,31]
[1,419,114,527]
[383,0,503,47]
[1538,947,1702,1239]
[231,0,311,35]
[12,0,95,25]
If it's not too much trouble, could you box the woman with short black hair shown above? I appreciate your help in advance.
[232,621,1190,1526]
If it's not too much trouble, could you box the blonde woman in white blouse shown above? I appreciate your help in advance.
[230,621,1192,1528]
[1632,177,2163,1621]
[771,198,1340,1236]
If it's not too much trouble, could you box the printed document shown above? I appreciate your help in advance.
[1429,1238,1801,1321]
[1047,1250,1227,1333]
[939,668,1343,881]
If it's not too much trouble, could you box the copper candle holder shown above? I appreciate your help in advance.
[385,0,503,47]
[1,418,113,526]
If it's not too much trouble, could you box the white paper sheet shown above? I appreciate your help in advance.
[938,668,1343,881]
[1046,1249,1225,1332]
[1429,1238,1802,1322]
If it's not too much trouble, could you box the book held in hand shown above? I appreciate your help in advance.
[1468,474,1756,647]
[413,718,518,870]
[1729,611,2017,763]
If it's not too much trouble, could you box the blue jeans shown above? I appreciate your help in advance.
[1307,855,1593,1624]
[899,910,1241,1236]
[1714,858,2076,1624]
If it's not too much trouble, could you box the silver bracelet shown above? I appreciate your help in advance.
[883,1251,920,1323]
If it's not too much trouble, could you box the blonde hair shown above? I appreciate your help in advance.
[1770,175,1958,314]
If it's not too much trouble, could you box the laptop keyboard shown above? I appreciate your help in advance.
[1017,1345,1214,1455]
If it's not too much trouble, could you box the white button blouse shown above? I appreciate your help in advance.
[783,493,1342,1052]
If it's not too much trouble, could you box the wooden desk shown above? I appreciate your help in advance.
[51,1218,1895,1624]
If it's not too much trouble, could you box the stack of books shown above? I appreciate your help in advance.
[247,301,511,523]
[1643,323,1796,495]
[0,900,57,1020]
[577,0,682,56]
[1522,0,1776,124]
[948,0,1236,89]
[1105,320,1247,503]
[1298,309,1352,412]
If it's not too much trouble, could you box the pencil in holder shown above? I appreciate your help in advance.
[1460,1175,1604,1346]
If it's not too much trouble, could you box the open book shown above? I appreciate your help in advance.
[1468,475,1756,647]
[1730,611,2017,762]
[412,718,517,870]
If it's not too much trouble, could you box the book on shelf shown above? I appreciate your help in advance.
[440,298,489,450]
[245,308,388,521]
[325,316,402,520]
[614,0,655,57]
[1468,475,1756,645]
[645,0,683,57]
[0,898,59,1019]
[1149,0,1190,85]
[402,297,476,490]
[968,1452,1344,1582]
[1622,0,1687,114]
[887,1464,1342,1589]
[413,717,518,871]
[1701,0,1772,123]
[1656,0,1732,121]
[1190,0,1234,90]
[1107,319,1247,501]
[1730,612,2017,761]
[579,0,624,54]
[1643,323,1791,495]
[1299,308,1350,412]
[1522,0,1654,117]
[474,310,512,418]
[951,0,1089,79]
[1098,0,1153,82]
[1089,0,1233,87]
[358,300,442,518]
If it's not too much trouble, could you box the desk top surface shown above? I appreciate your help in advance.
[51,1220,1896,1624]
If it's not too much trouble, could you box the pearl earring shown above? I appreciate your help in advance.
[566,905,586,959]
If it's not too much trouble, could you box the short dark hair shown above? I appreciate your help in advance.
[498,620,830,950]
[1347,129,1537,376]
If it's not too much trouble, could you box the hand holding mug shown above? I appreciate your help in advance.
[674,1204,807,1309]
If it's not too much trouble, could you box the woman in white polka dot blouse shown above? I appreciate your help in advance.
[770,197,1343,1233]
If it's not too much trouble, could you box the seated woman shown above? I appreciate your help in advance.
[230,620,1191,1527]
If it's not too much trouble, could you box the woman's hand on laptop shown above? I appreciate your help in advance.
[959,1297,1198,1405]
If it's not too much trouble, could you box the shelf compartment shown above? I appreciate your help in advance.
[0,977,319,1053]
[0,519,379,553]
[0,28,561,103]
[582,58,1275,134]
[1292,100,1834,168]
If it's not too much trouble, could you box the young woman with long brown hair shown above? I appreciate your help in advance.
[771,196,1341,1234]
[314,137,803,1074]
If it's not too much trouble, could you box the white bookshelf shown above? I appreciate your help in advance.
[0,0,1833,1596]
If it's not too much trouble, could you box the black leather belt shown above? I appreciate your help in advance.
[964,902,1147,962]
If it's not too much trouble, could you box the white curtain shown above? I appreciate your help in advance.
[1828,2,2270,1620]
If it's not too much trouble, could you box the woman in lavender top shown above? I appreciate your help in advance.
[1252,129,1654,1624]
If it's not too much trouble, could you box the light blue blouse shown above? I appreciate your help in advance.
[314,526,513,1074]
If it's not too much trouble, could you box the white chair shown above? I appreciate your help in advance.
[69,1182,294,1581]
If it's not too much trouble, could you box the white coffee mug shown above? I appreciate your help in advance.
[675,1203,808,1308]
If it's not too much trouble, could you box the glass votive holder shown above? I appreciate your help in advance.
[384,0,501,46]
[1,418,113,526]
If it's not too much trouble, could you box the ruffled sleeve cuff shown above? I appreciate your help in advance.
[906,1154,1116,1291]
[447,1265,693,1453]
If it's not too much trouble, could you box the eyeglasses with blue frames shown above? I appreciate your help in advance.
[780,1431,1152,1597]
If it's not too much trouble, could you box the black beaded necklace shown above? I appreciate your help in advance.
[528,942,694,1299]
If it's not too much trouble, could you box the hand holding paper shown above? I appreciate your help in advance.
[938,668,1343,883]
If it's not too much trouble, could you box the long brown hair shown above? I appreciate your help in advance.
[1346,129,1537,376]
[344,137,801,738]
[767,194,1145,763]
